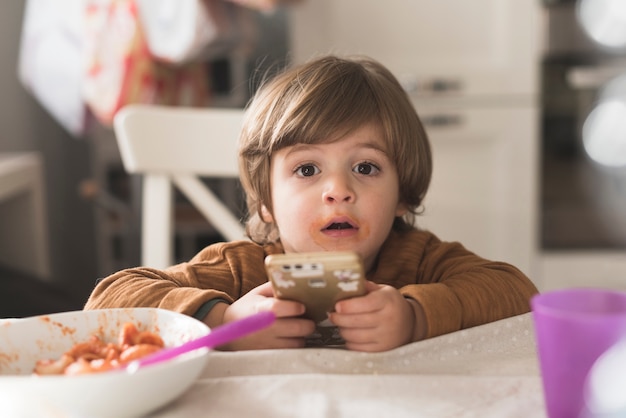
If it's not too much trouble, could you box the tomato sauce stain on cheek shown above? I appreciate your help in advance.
[310,220,326,247]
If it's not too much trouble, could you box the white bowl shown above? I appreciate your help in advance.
[0,308,211,418]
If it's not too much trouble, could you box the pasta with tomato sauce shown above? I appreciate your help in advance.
[34,322,165,375]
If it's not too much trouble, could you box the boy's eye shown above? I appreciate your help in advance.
[354,162,379,175]
[295,164,320,177]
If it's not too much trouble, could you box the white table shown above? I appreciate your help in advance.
[0,153,50,279]
[153,313,546,418]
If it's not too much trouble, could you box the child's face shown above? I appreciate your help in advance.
[264,123,407,272]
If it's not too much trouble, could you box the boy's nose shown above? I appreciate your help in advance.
[322,175,355,204]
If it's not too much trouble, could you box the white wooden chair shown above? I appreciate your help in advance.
[113,104,246,269]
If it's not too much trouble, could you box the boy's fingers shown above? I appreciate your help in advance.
[255,296,305,318]
[254,281,275,297]
[365,280,381,292]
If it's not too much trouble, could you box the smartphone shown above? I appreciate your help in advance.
[265,251,366,347]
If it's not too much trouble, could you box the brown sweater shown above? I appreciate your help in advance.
[85,228,538,340]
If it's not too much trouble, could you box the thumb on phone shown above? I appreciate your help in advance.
[365,280,382,293]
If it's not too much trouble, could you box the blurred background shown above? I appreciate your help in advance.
[2,0,626,316]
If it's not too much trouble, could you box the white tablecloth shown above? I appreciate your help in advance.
[153,313,546,418]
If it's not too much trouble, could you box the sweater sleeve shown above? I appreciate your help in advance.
[403,261,537,339]
[375,230,539,340]
[84,241,275,317]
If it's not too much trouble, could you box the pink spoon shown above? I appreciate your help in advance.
[126,311,275,371]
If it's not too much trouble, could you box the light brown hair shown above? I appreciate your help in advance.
[238,55,432,244]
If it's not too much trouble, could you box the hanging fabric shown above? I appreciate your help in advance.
[18,0,88,136]
[135,0,244,64]
[17,0,301,134]
[82,0,211,126]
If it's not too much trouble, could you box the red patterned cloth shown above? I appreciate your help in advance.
[83,0,210,126]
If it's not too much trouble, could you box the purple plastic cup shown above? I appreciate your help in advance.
[531,288,626,418]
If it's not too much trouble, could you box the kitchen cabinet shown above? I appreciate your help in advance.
[289,0,542,96]
[415,101,538,277]
[0,153,51,280]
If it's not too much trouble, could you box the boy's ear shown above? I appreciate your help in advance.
[261,204,274,223]
[395,201,409,217]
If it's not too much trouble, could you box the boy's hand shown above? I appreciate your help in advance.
[329,281,418,352]
[217,282,315,350]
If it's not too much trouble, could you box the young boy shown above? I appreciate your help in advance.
[85,55,538,352]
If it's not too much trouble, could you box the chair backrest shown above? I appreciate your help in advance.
[113,104,247,268]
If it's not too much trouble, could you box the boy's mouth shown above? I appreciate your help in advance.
[321,218,358,232]
[325,222,354,230]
